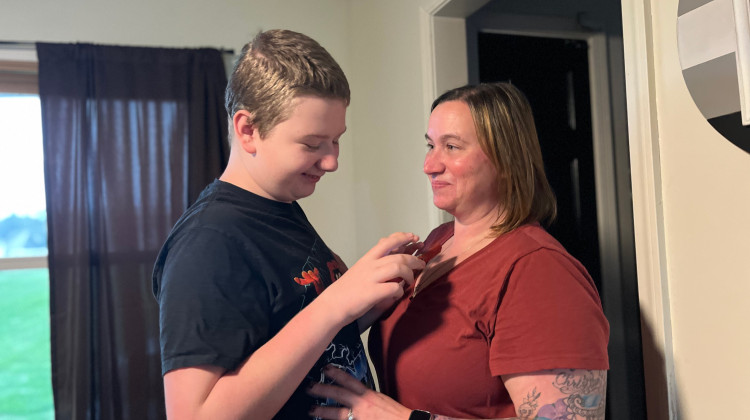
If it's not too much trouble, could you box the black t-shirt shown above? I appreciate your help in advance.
[152,179,373,419]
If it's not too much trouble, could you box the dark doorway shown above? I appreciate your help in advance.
[474,30,647,420]
[477,32,602,292]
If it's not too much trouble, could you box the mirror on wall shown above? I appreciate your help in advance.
[677,0,750,154]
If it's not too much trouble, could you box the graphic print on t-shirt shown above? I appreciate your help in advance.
[290,237,374,418]
[293,236,346,308]
[294,267,323,294]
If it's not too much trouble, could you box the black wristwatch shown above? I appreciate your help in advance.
[409,410,433,420]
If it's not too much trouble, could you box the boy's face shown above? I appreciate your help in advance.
[249,96,347,202]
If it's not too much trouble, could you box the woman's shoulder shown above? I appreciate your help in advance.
[505,223,564,250]
[482,223,571,264]
[502,224,590,277]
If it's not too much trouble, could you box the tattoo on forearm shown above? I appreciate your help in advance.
[533,370,607,420]
[553,370,605,395]
[517,387,540,418]
[433,370,606,420]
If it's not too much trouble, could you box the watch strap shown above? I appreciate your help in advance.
[409,409,433,420]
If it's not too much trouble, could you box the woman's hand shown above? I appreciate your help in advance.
[308,365,412,420]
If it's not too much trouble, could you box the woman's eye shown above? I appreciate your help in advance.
[446,144,457,150]
[304,144,320,150]
[425,143,434,150]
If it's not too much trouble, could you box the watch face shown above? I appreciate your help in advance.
[409,410,432,420]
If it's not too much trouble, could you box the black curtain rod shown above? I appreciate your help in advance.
[0,40,35,48]
[0,40,234,55]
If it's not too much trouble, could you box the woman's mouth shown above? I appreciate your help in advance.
[431,180,450,189]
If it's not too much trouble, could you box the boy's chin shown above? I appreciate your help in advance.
[291,186,316,201]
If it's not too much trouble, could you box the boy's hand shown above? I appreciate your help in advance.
[321,232,426,324]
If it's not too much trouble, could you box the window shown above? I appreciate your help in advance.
[0,49,54,419]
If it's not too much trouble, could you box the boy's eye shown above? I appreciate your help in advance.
[446,144,458,150]
[304,143,320,150]
[425,143,434,150]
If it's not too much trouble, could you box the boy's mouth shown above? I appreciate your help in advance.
[303,173,322,182]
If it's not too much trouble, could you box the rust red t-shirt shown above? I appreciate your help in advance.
[368,222,609,419]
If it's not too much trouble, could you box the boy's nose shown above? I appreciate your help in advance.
[318,152,338,172]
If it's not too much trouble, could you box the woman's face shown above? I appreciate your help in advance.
[424,100,501,220]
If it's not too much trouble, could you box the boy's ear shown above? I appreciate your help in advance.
[233,110,260,154]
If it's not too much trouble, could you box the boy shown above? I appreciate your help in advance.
[152,29,424,419]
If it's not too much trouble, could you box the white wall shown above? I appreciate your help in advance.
[625,0,750,418]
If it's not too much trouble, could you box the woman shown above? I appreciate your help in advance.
[309,82,609,420]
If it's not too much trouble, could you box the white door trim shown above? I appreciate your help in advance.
[621,0,675,419]
[419,0,489,226]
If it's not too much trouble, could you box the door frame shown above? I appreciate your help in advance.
[466,22,621,325]
[419,0,672,418]
[620,1,675,418]
[420,2,623,336]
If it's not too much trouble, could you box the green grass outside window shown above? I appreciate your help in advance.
[0,268,54,419]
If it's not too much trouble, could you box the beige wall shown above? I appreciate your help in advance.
[655,0,750,415]
[348,0,438,254]
[625,0,750,418]
[0,0,455,266]
[0,0,370,264]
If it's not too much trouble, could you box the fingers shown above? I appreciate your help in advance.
[308,382,354,408]
[376,254,426,283]
[307,405,350,420]
[390,241,423,256]
[307,367,368,409]
[321,365,369,394]
[402,241,424,256]
[365,232,421,259]
[308,366,413,420]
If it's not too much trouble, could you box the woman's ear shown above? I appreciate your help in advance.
[233,110,259,155]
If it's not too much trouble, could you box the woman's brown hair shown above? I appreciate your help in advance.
[431,82,557,236]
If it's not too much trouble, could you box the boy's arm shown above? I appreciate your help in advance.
[164,292,351,420]
[163,232,425,420]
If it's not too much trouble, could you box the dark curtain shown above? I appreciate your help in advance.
[36,43,229,420]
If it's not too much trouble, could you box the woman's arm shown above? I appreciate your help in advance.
[498,369,607,420]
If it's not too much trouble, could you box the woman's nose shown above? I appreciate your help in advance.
[423,151,443,175]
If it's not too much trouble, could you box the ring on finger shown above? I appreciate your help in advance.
[347,408,355,420]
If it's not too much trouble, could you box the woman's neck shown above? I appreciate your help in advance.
[452,204,502,243]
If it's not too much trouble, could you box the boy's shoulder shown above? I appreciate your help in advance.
[179,179,295,229]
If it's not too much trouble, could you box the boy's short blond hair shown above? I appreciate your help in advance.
[224,29,350,142]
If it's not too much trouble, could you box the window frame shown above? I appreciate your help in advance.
[0,46,47,271]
